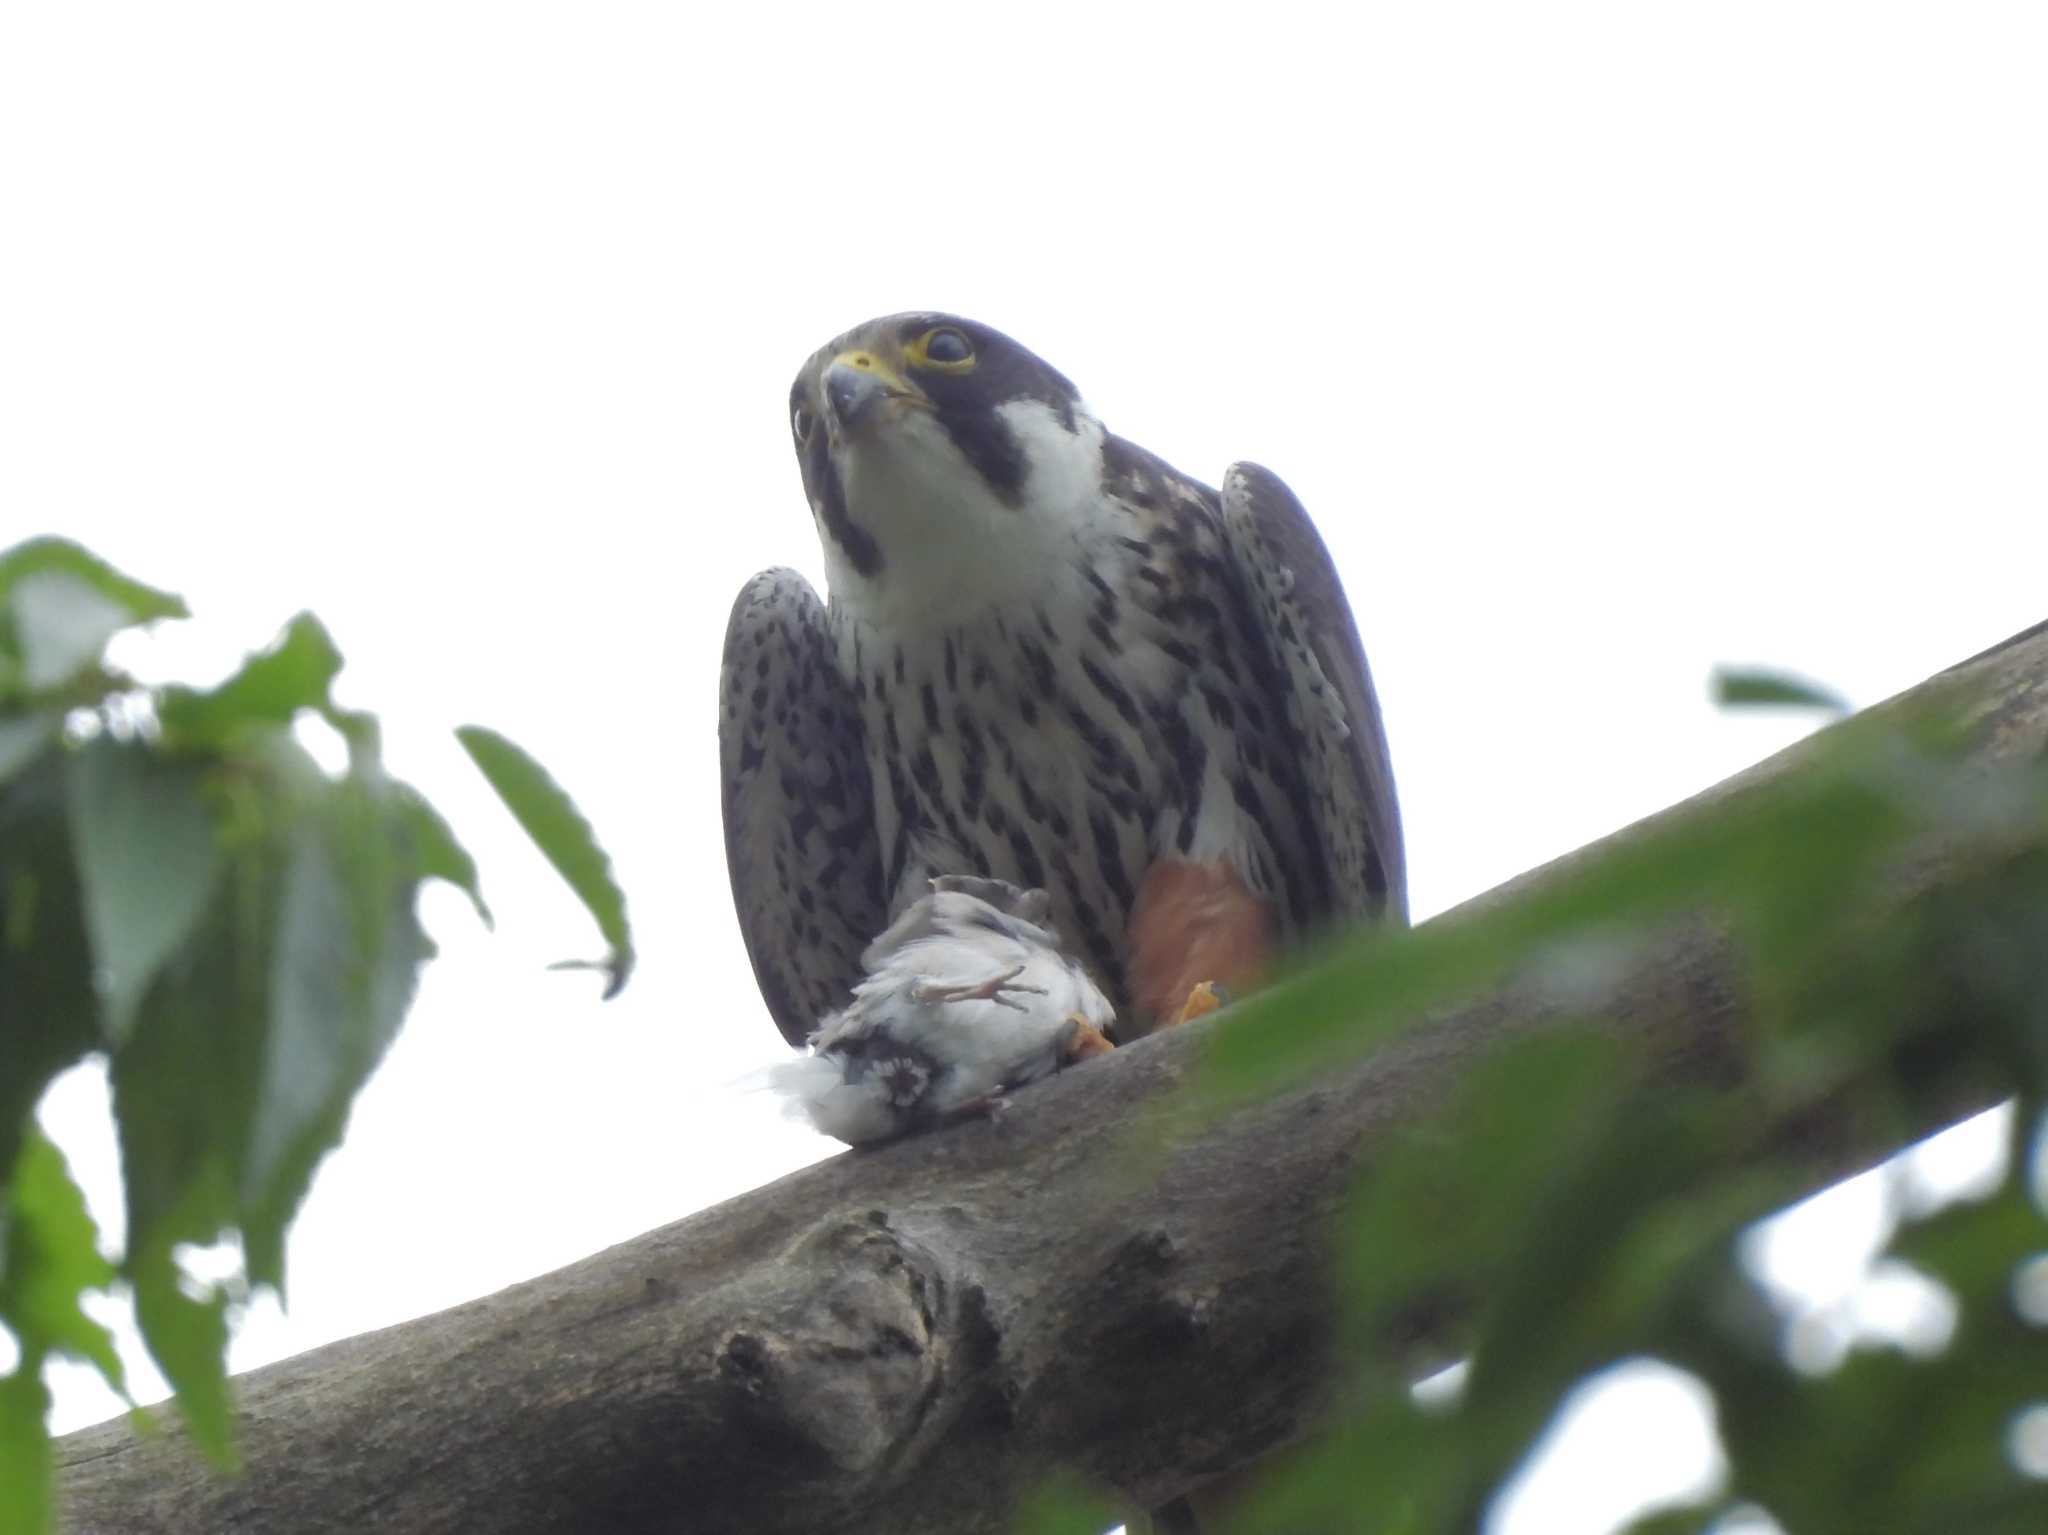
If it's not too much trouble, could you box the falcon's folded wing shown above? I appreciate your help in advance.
[1218,463,1408,926]
[719,568,887,1047]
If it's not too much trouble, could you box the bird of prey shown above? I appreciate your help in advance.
[720,310,1405,1070]
[768,875,1115,1144]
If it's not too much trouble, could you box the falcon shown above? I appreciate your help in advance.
[720,312,1406,1071]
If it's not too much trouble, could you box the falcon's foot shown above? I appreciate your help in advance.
[1059,1014,1116,1065]
[1171,981,1230,1028]
[910,965,1047,1011]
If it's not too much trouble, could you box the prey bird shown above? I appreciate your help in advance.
[722,311,1403,1060]
[767,875,1115,1145]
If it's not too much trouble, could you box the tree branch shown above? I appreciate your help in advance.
[54,623,2048,1535]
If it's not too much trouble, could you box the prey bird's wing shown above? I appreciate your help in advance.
[719,568,887,1047]
[1219,463,1409,924]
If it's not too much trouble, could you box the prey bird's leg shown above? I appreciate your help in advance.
[911,964,1047,1010]
[937,1093,1012,1125]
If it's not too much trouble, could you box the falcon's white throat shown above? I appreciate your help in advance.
[819,397,1118,632]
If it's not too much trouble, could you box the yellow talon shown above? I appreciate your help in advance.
[1173,981,1228,1028]
[1059,1015,1116,1063]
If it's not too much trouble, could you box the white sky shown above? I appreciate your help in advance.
[3,4,2045,1529]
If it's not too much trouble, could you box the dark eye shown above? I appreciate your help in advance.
[923,327,973,365]
[792,404,814,442]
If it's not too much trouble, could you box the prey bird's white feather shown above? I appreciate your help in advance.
[769,876,1116,1145]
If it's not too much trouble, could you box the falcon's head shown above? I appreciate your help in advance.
[789,313,1110,622]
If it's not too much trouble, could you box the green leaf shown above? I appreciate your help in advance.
[65,737,223,1046]
[0,538,186,695]
[0,539,188,624]
[0,1128,126,1395]
[1195,800,1734,1106]
[129,1238,235,1468]
[156,612,344,748]
[455,724,633,997]
[1644,1144,2048,1529]
[1711,666,1850,714]
[7,578,132,695]
[400,786,491,927]
[239,783,426,1291]
[0,1367,54,1535]
[1169,676,2048,1533]
[1225,1403,1437,1534]
[1008,1474,1125,1535]
[239,818,356,1286]
[0,752,100,1191]
[101,731,432,1296]
[1614,1507,1724,1535]
[0,541,649,1494]
[0,717,55,790]
[1337,1034,1626,1332]
[1196,704,1955,1111]
[107,821,266,1279]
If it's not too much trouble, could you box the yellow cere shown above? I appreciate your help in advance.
[829,348,918,397]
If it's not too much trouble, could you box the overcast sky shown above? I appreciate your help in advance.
[4,4,2045,1529]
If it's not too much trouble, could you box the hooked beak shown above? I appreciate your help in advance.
[823,347,924,432]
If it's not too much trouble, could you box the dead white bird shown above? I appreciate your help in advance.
[770,876,1116,1144]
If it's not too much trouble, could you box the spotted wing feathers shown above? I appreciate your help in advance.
[1219,464,1408,924]
[719,568,887,1047]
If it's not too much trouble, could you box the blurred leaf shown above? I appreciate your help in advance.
[0,1128,125,1394]
[157,612,343,747]
[0,539,649,1502]
[1339,1035,1625,1332]
[456,723,633,997]
[98,729,426,1295]
[1649,1123,2047,1526]
[238,816,359,1287]
[1712,667,1851,714]
[65,738,223,1046]
[1227,1400,1435,1534]
[400,785,491,927]
[109,998,239,1304]
[1726,737,1918,994]
[1468,1101,1777,1400]
[0,538,188,625]
[107,745,280,1275]
[240,780,426,1291]
[129,1238,234,1468]
[0,539,186,697]
[0,718,55,788]
[7,578,131,696]
[1199,704,1975,1118]
[0,752,100,1190]
[1614,1507,1722,1535]
[1197,798,1736,1105]
[0,1368,53,1535]
[1202,675,2048,1534]
[1009,1474,1125,1535]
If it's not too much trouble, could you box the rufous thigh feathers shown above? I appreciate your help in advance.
[1126,857,1277,1035]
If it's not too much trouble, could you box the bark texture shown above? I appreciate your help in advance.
[54,621,2048,1534]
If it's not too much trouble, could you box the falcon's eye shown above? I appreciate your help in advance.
[911,326,975,372]
[792,404,814,443]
